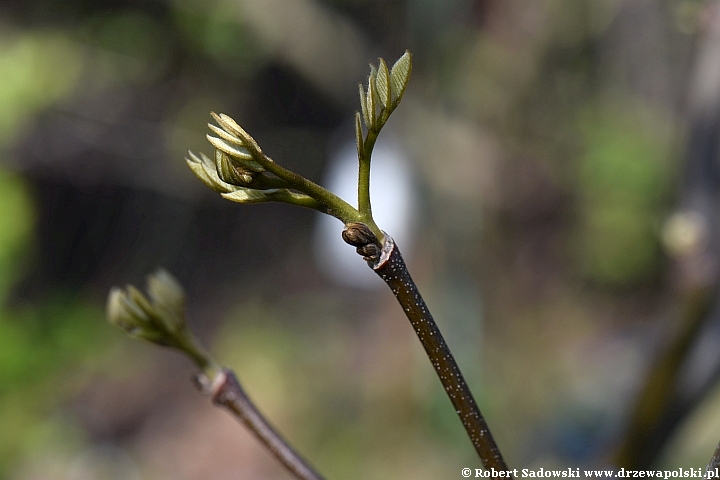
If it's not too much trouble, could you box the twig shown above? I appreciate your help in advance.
[342,222,510,473]
[196,368,325,480]
[615,212,718,468]
[108,271,326,480]
[613,283,714,469]
[707,440,720,477]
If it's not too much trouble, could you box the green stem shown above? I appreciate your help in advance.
[358,131,377,218]
[254,152,361,223]
[178,334,221,380]
[356,130,385,242]
[252,150,385,242]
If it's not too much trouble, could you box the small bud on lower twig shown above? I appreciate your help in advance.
[107,269,218,377]
[108,272,324,480]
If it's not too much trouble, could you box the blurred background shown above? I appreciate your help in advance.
[2,0,720,478]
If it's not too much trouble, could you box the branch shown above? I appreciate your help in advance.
[342,223,511,473]
[613,283,714,469]
[196,368,325,480]
[107,270,326,480]
[707,441,720,476]
[615,209,718,468]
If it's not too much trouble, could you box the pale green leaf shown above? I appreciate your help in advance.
[359,83,370,128]
[366,77,376,129]
[207,134,253,161]
[390,50,412,102]
[107,288,139,331]
[187,151,235,193]
[211,112,247,139]
[206,134,266,172]
[188,150,235,193]
[207,123,244,146]
[369,64,377,87]
[211,112,262,153]
[376,58,391,110]
[355,111,363,158]
[198,151,215,170]
[146,269,186,326]
[221,188,275,204]
[200,161,234,193]
[215,150,254,186]
[186,152,217,191]
[127,285,156,320]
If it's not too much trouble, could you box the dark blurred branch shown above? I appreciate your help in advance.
[342,222,511,473]
[613,95,720,470]
[615,1,720,467]
[614,279,715,469]
[196,368,325,480]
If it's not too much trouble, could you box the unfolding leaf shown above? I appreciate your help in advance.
[146,269,185,322]
[359,83,370,128]
[211,112,262,153]
[366,78,376,129]
[198,151,215,170]
[207,123,243,146]
[390,50,412,102]
[207,135,254,161]
[186,152,218,191]
[127,285,155,319]
[211,112,247,139]
[221,188,276,204]
[215,150,254,186]
[107,271,196,350]
[376,58,391,110]
[107,288,141,331]
[369,63,378,87]
[355,111,363,158]
[186,150,235,193]
[200,161,234,193]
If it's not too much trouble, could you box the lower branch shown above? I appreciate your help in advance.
[197,368,325,480]
[342,223,510,473]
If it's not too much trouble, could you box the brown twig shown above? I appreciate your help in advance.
[196,368,325,480]
[342,222,510,473]
[707,441,720,477]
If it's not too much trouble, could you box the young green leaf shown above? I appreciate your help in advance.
[355,111,363,158]
[376,58,391,110]
[215,150,255,186]
[211,112,262,153]
[146,269,186,323]
[186,151,235,193]
[390,50,412,103]
[366,77,376,130]
[207,123,244,147]
[207,135,255,163]
[359,83,370,128]
[221,188,276,204]
[186,151,219,191]
[222,189,326,214]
